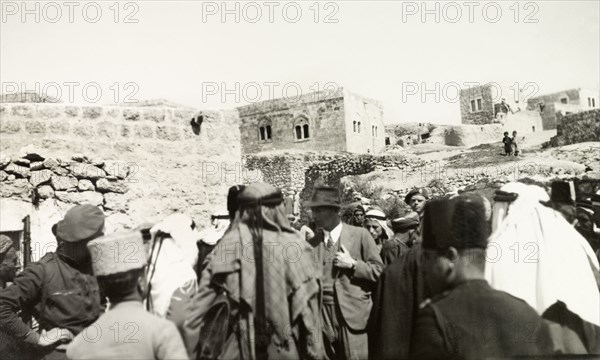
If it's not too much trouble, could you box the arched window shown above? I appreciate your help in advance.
[259,127,266,140]
[357,122,361,133]
[295,125,302,140]
[372,125,375,136]
[258,118,272,142]
[293,116,310,141]
[353,121,357,133]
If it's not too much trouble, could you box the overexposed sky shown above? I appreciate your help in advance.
[1,0,599,124]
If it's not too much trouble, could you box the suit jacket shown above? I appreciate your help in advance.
[308,223,383,331]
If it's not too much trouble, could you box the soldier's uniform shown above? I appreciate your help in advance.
[410,280,553,359]
[409,195,554,359]
[0,205,105,360]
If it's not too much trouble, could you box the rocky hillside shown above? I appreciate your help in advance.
[342,130,599,217]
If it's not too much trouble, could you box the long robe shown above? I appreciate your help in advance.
[369,245,424,360]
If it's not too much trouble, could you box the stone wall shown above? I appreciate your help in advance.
[538,102,583,130]
[442,124,504,147]
[243,151,430,218]
[550,109,600,146]
[0,148,131,261]
[0,102,242,259]
[460,84,495,125]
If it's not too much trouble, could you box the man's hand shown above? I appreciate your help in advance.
[334,245,356,269]
[37,328,74,347]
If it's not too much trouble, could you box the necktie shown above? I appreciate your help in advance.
[326,234,335,249]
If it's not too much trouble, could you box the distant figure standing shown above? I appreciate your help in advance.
[511,130,519,156]
[502,131,513,156]
[496,98,515,122]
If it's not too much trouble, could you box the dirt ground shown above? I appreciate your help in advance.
[346,130,599,195]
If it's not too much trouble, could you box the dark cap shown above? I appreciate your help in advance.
[56,204,105,243]
[576,199,594,212]
[306,186,341,209]
[422,194,490,251]
[391,214,420,232]
[549,181,575,205]
[405,188,430,205]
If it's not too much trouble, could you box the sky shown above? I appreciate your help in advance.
[1,0,599,125]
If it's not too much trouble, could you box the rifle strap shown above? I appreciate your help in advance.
[144,233,165,312]
[253,231,269,360]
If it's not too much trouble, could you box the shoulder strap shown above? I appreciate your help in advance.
[253,230,269,360]
[144,233,166,312]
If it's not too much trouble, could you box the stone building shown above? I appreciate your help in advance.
[527,88,599,130]
[237,88,385,155]
[459,83,543,134]
[460,84,498,125]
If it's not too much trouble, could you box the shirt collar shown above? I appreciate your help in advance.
[109,300,143,310]
[323,221,343,244]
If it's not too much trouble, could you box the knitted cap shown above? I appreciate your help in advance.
[88,231,147,276]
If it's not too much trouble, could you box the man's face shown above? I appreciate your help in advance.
[576,211,594,233]
[353,210,364,225]
[311,207,340,230]
[364,219,383,240]
[410,195,427,214]
[421,249,453,297]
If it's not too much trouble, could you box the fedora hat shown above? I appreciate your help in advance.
[306,186,341,209]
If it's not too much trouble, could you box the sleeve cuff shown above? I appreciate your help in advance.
[24,330,40,345]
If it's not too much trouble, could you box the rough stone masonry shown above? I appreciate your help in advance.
[0,101,242,260]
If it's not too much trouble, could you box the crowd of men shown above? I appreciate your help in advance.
[0,179,599,360]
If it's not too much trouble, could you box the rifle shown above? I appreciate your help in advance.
[21,215,33,328]
[22,215,32,270]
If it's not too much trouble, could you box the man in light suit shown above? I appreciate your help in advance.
[307,186,383,360]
